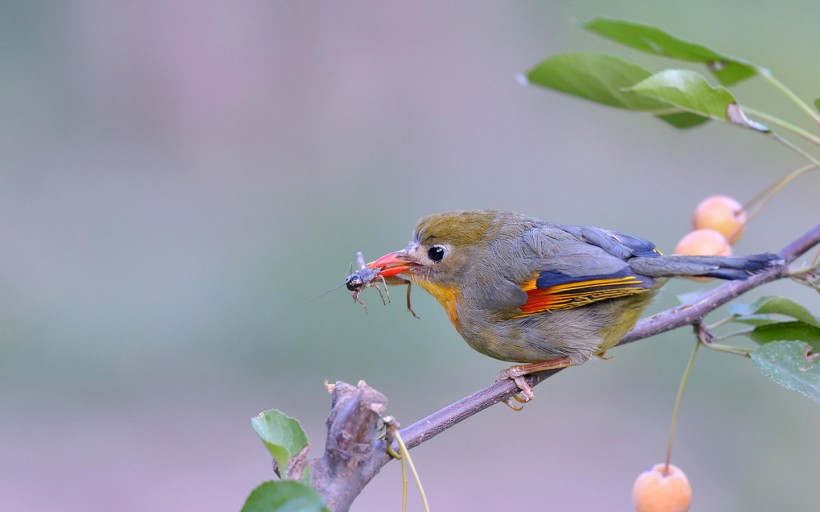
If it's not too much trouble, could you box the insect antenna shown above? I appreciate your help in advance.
[309,281,348,302]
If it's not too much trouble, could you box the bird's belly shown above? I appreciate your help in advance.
[456,300,644,364]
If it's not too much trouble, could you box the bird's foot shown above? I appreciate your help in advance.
[496,357,573,410]
[494,373,535,411]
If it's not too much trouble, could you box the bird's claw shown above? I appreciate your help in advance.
[496,357,574,410]
[497,369,536,410]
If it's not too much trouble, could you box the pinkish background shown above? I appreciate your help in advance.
[2,2,819,510]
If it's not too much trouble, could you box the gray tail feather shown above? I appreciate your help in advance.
[630,253,782,280]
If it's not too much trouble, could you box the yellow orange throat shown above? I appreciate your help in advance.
[414,279,462,329]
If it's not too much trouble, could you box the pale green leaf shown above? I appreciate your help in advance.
[252,410,310,482]
[752,340,820,403]
[241,481,328,512]
[585,18,758,85]
[526,53,710,129]
[626,69,737,122]
[747,296,820,327]
[526,53,668,110]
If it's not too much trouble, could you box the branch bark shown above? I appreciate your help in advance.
[310,223,820,511]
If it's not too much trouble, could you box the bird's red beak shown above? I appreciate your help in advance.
[367,250,416,277]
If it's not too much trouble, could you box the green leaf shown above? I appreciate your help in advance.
[814,98,820,112]
[749,321,820,349]
[585,18,758,85]
[752,340,820,403]
[252,409,310,481]
[525,53,710,129]
[626,69,738,122]
[655,111,710,129]
[241,481,329,512]
[526,53,669,110]
[747,296,820,327]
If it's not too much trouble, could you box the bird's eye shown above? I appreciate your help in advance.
[427,245,446,262]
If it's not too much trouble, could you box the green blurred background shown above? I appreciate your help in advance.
[2,1,819,510]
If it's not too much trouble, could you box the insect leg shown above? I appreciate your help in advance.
[371,274,391,306]
[406,281,419,319]
[352,290,369,314]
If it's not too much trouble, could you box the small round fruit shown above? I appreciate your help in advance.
[632,463,692,512]
[692,194,747,244]
[674,229,732,281]
[674,229,732,257]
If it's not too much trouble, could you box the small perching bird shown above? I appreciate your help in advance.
[365,210,778,406]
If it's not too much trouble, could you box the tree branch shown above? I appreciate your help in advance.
[310,223,820,511]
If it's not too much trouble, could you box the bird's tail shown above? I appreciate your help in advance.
[630,253,781,280]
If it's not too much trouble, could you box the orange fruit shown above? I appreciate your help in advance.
[674,229,732,257]
[632,463,692,512]
[692,195,747,244]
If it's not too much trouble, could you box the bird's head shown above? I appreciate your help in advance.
[368,210,500,288]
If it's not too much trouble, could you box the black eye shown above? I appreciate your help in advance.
[427,245,446,262]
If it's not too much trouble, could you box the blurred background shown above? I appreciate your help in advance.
[2,1,819,510]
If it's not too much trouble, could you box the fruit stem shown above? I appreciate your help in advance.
[742,163,819,211]
[734,163,819,242]
[385,417,430,512]
[395,428,430,512]
[665,334,701,475]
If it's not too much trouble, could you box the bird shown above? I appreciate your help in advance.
[365,210,779,406]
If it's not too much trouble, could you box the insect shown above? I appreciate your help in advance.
[346,251,391,313]
[345,251,419,318]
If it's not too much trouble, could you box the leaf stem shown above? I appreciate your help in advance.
[706,315,737,331]
[702,341,755,356]
[758,69,820,126]
[743,107,820,147]
[698,322,754,355]
[712,327,754,341]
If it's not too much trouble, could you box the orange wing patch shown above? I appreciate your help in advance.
[515,274,649,317]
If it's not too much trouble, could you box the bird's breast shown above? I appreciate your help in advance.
[414,279,463,330]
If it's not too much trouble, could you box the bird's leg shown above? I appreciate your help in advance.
[496,357,573,409]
